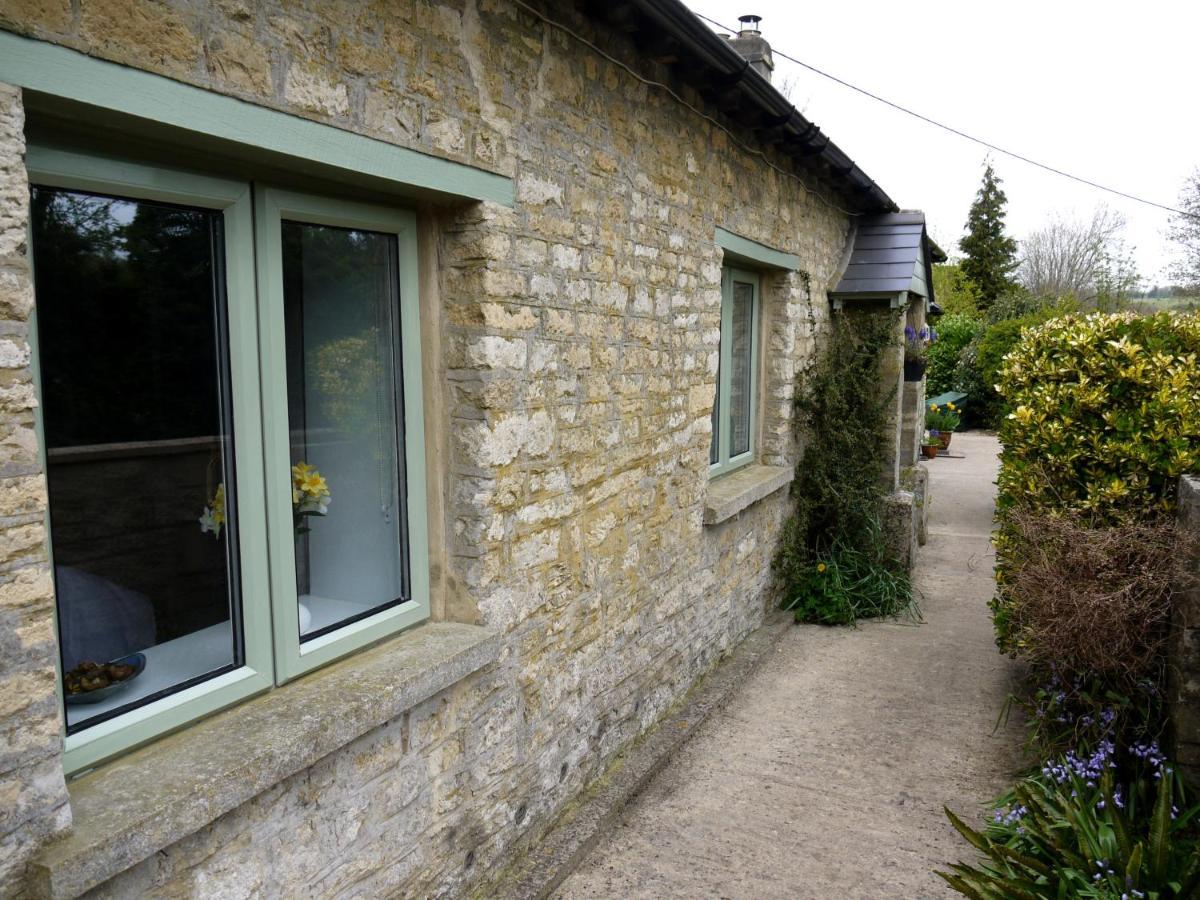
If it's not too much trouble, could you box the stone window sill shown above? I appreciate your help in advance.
[704,464,793,525]
[31,622,501,899]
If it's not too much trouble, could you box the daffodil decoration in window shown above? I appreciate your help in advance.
[198,483,226,537]
[199,463,332,538]
[291,461,331,534]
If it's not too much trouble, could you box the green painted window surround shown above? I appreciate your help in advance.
[714,227,800,272]
[710,267,761,478]
[26,146,431,774]
[0,29,513,208]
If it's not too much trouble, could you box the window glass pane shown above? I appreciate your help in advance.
[729,279,755,457]
[30,187,241,734]
[282,221,408,642]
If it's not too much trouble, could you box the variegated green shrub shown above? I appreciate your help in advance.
[992,311,1200,648]
[997,312,1200,522]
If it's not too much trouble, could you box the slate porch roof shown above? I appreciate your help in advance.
[831,212,948,301]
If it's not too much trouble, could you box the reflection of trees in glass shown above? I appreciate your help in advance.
[283,220,398,463]
[312,330,386,445]
[30,188,223,448]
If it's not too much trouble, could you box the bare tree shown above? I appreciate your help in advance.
[1167,168,1200,292]
[1018,207,1138,304]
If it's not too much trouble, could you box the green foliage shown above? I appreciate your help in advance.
[1014,671,1163,762]
[774,310,914,624]
[949,297,1071,429]
[932,262,982,316]
[940,764,1200,899]
[926,313,982,395]
[960,163,1019,310]
[995,312,1200,523]
[777,541,915,625]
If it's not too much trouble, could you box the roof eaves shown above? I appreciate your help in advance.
[616,0,899,215]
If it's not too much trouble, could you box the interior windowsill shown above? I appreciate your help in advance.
[32,621,501,900]
[704,464,794,525]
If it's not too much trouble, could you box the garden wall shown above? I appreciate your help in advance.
[0,1,856,895]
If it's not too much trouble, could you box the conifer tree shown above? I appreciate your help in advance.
[960,162,1018,309]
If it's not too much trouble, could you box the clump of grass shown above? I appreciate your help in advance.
[779,539,917,625]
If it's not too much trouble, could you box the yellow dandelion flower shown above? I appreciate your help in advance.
[817,562,827,573]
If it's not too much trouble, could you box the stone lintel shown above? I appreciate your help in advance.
[31,623,501,899]
[703,465,793,525]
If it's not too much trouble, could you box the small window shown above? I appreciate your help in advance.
[710,267,760,476]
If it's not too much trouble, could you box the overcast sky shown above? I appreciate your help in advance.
[686,1,1197,286]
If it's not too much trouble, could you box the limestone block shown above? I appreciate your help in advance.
[883,490,918,572]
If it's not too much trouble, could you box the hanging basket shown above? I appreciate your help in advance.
[903,359,926,381]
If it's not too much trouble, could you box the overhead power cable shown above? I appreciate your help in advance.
[691,9,1199,221]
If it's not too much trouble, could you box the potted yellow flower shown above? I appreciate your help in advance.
[925,402,961,450]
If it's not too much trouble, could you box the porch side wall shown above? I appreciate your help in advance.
[0,1,851,895]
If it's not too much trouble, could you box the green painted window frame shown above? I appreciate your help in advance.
[25,145,276,775]
[25,148,434,770]
[254,188,430,683]
[710,267,761,478]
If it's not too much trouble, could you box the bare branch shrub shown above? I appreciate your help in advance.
[1018,207,1138,304]
[1006,511,1194,686]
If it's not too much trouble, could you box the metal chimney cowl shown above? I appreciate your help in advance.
[726,14,773,82]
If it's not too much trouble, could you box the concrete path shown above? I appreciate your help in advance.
[555,432,1025,899]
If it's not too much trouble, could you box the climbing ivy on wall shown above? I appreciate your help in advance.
[774,308,914,624]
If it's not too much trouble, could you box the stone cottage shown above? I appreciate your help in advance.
[0,1,939,896]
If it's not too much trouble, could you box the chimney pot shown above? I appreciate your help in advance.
[738,14,762,33]
[727,14,773,82]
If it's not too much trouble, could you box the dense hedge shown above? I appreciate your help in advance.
[996,311,1200,522]
[953,307,1064,429]
[991,311,1200,651]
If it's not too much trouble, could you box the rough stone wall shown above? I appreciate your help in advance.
[0,82,71,895]
[1170,475,1200,783]
[0,0,853,895]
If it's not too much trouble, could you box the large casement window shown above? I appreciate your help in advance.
[27,147,428,772]
[709,267,761,476]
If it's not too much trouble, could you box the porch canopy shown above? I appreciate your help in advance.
[829,212,947,311]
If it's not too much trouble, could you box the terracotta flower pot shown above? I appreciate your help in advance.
[938,431,953,451]
[921,444,939,459]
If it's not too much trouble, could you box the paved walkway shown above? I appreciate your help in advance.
[556,432,1024,899]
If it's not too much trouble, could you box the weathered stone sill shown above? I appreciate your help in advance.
[31,622,501,899]
[703,464,793,525]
